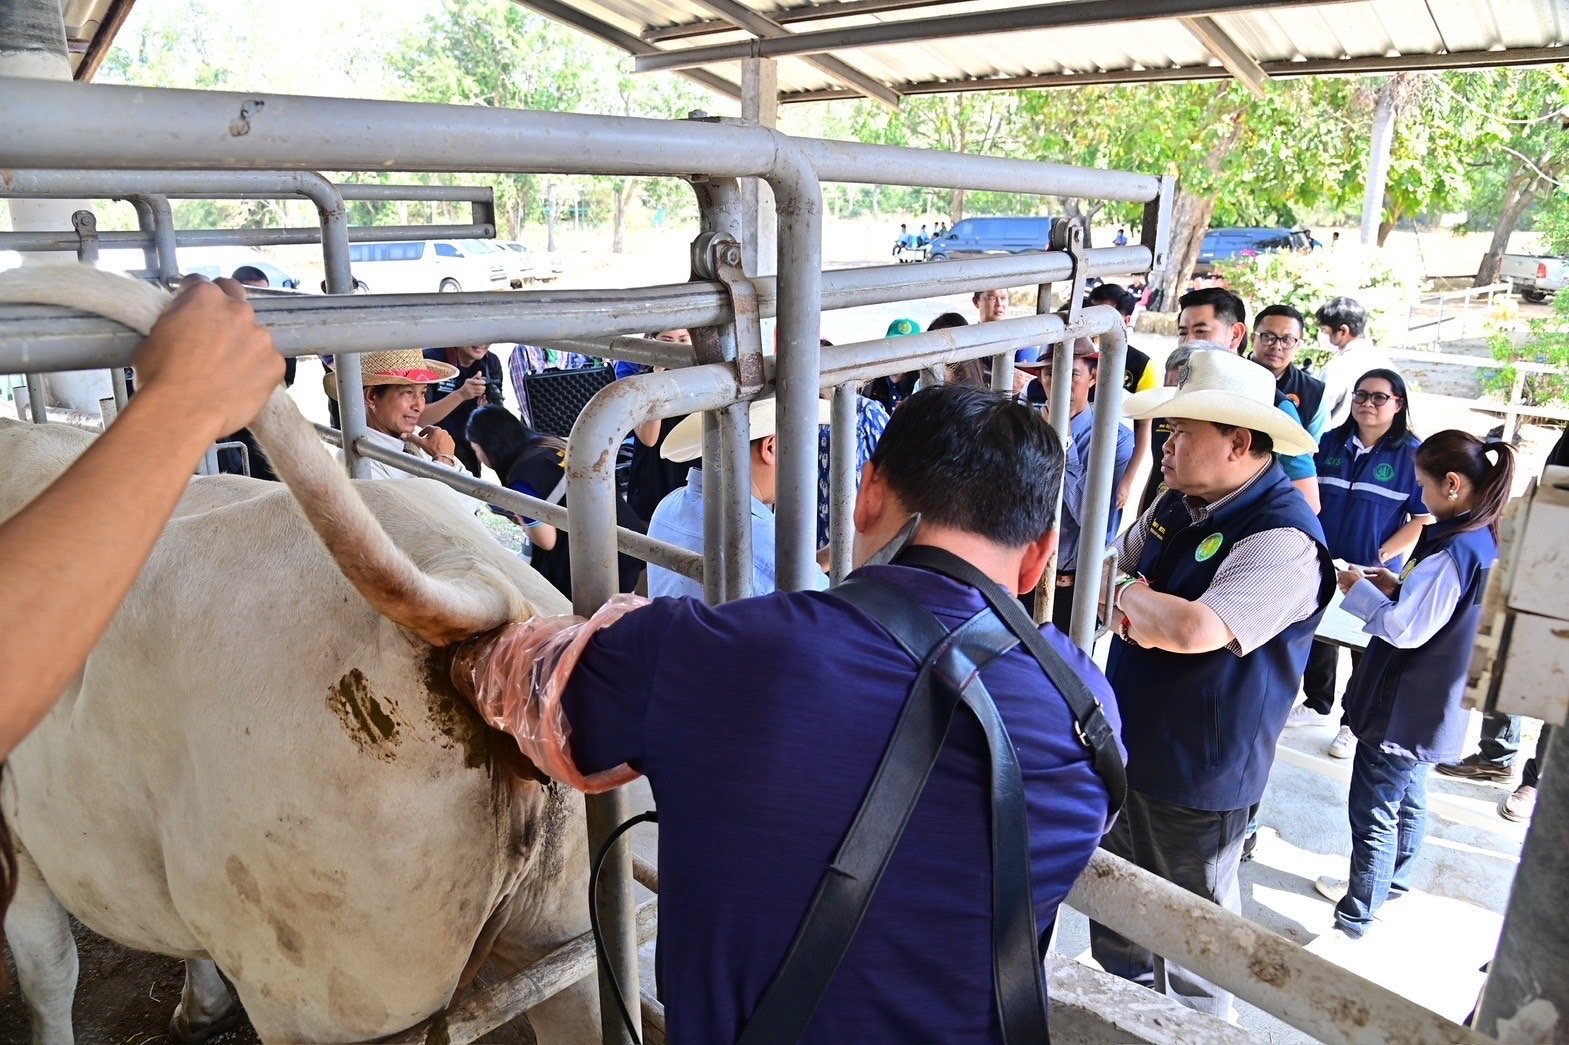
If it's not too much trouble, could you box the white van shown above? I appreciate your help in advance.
[347,239,510,294]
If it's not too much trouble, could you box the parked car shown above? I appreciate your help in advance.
[346,239,510,294]
[178,247,302,289]
[1191,227,1312,280]
[496,241,535,285]
[1499,253,1568,303]
[927,216,1056,261]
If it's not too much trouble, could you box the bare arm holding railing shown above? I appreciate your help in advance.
[0,279,282,758]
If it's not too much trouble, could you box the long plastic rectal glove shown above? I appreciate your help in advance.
[452,594,647,794]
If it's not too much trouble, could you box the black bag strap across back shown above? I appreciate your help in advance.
[737,545,1126,1044]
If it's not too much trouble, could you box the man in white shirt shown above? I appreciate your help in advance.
[325,349,464,479]
[646,398,831,600]
[1314,297,1399,430]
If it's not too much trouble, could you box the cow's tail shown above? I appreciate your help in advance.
[0,264,513,646]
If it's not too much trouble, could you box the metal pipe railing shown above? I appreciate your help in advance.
[0,223,495,252]
[348,435,704,580]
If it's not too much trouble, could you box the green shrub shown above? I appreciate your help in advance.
[1488,291,1569,406]
[1219,248,1418,370]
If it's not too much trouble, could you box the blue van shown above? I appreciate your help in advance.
[928,216,1056,261]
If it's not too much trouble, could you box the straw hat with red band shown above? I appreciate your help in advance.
[323,349,459,400]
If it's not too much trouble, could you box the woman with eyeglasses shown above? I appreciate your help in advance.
[1292,369,1436,754]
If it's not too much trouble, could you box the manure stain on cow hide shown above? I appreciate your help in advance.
[328,668,404,762]
[269,912,306,967]
[226,856,261,906]
[422,652,496,773]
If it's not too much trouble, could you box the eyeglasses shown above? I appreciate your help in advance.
[1352,390,1397,406]
[1254,332,1302,349]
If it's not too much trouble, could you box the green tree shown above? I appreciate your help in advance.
[388,0,601,239]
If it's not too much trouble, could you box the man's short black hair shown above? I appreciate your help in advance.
[1314,296,1368,337]
[230,265,269,285]
[1177,287,1246,329]
[1212,423,1275,459]
[1254,303,1305,331]
[1087,282,1137,317]
[869,385,1063,546]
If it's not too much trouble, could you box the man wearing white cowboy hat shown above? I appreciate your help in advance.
[1088,347,1335,1021]
[645,397,832,600]
[324,349,464,481]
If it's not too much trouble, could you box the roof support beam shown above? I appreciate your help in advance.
[691,0,901,109]
[777,44,1569,104]
[1179,15,1268,97]
[644,0,977,44]
[74,0,139,82]
[633,0,1364,74]
[510,0,741,100]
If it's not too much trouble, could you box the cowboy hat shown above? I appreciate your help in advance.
[323,349,459,400]
[1013,336,1097,370]
[1122,348,1317,456]
[661,397,834,463]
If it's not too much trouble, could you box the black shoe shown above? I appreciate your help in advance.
[1240,830,1258,863]
[1435,754,1513,783]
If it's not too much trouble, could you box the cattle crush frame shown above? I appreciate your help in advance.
[0,76,1505,1043]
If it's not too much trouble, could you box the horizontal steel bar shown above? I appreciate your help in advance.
[350,434,704,579]
[0,80,1158,201]
[336,184,494,203]
[0,248,1144,373]
[0,223,493,252]
[631,0,1360,73]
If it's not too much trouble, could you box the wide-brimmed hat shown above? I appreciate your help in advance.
[661,398,834,463]
[1014,337,1097,370]
[1122,348,1317,456]
[324,349,459,400]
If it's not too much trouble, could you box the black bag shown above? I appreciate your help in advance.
[518,365,616,438]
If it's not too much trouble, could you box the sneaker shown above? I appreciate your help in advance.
[1327,726,1355,759]
[1436,754,1514,783]
[1285,704,1326,728]
[1500,784,1537,823]
[1314,876,1348,902]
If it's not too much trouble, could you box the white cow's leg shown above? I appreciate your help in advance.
[3,846,78,1045]
[168,959,241,1044]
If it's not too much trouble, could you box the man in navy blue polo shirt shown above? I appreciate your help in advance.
[560,386,1122,1041]
[1093,350,1333,1020]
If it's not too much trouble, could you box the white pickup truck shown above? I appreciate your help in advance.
[1500,253,1569,302]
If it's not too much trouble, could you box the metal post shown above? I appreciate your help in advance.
[567,366,743,1045]
[1069,311,1127,651]
[701,412,729,604]
[139,194,180,283]
[717,401,754,601]
[1036,334,1076,624]
[762,136,824,593]
[830,382,857,583]
[1476,729,1563,1038]
[126,196,162,277]
[23,373,48,424]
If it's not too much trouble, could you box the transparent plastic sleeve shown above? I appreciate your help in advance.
[451,594,648,794]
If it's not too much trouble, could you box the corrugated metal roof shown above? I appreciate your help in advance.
[513,0,1569,105]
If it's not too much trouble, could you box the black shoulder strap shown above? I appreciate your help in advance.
[738,576,1049,1044]
[894,545,1127,818]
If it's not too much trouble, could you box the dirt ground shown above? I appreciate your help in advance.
[0,917,540,1043]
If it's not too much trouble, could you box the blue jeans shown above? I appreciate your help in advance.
[1335,744,1428,937]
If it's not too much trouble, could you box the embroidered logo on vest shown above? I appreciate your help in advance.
[1195,532,1224,562]
[1325,456,1342,467]
[1374,462,1395,482]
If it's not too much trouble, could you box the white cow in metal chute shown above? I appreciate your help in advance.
[0,268,600,1043]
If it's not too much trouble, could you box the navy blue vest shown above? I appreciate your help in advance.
[1314,429,1425,568]
[1344,518,1496,763]
[1109,465,1334,810]
[1274,363,1325,432]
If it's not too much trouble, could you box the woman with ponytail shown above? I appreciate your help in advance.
[1316,430,1515,939]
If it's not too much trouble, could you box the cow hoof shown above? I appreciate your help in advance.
[169,1002,244,1045]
